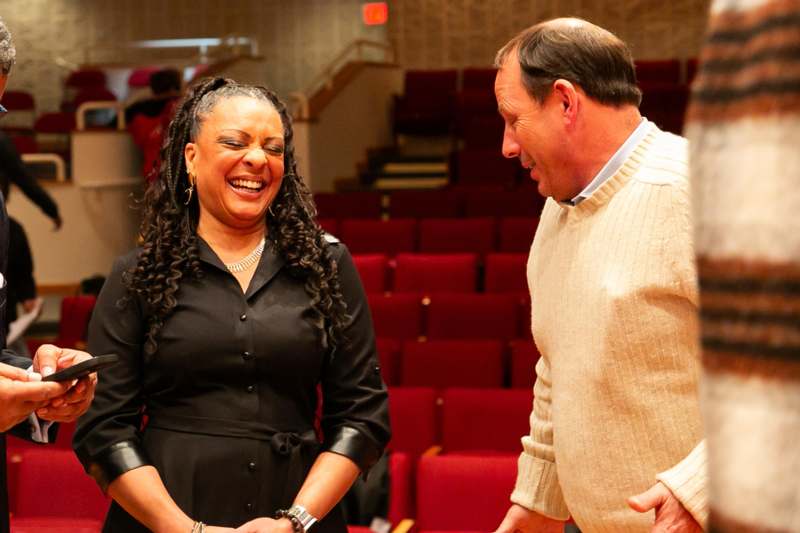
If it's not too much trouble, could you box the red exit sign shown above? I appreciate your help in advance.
[362,2,388,25]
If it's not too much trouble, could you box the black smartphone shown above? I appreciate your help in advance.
[42,353,119,382]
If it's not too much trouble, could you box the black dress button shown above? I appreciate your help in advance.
[245,502,254,512]
[242,351,252,360]
[248,461,257,471]
[246,385,255,393]
[240,314,247,321]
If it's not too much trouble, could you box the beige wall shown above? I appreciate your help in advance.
[1,0,388,112]
[389,0,711,68]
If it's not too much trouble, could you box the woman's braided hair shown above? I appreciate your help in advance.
[124,77,348,355]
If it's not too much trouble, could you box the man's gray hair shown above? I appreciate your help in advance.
[0,16,16,75]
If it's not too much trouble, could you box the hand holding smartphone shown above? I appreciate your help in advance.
[42,353,119,382]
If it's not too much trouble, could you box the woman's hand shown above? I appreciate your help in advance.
[234,517,294,533]
[205,527,237,533]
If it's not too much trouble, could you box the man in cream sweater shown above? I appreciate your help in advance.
[492,18,706,533]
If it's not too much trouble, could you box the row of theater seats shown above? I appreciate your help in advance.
[6,447,519,533]
[354,253,528,293]
[394,59,697,148]
[378,339,539,389]
[347,453,519,533]
[368,292,530,341]
[323,219,538,255]
[353,251,530,295]
[313,187,545,220]
[6,385,531,532]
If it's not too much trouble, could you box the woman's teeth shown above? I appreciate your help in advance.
[230,178,264,191]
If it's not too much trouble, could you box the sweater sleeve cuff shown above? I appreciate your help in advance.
[656,440,708,529]
[510,450,570,521]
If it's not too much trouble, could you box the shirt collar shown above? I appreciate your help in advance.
[566,118,650,206]
[197,236,285,298]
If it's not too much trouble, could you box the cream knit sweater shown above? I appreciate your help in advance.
[511,124,708,532]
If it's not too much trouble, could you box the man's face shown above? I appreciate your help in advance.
[495,52,572,200]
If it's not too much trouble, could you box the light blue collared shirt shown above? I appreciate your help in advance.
[568,118,651,205]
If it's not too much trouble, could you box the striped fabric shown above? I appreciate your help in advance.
[686,0,800,531]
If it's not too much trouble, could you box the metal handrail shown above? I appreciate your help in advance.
[291,39,395,120]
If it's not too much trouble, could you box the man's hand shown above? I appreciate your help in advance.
[235,517,294,533]
[0,362,67,432]
[32,345,98,423]
[628,482,702,533]
[493,504,564,533]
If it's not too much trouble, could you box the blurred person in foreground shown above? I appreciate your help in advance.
[492,18,706,533]
[0,14,97,533]
[74,77,390,533]
[688,0,800,530]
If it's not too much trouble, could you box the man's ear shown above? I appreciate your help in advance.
[552,79,579,124]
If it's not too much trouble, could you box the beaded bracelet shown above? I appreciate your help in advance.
[191,522,206,533]
[274,509,304,533]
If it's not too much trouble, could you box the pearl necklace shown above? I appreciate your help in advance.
[225,237,266,273]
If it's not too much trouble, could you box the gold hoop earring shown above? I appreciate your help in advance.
[184,174,195,206]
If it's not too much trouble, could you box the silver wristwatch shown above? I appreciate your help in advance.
[286,504,318,531]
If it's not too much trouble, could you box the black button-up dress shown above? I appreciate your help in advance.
[74,238,391,532]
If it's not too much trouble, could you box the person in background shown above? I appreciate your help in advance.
[687,0,800,531]
[492,18,706,533]
[74,77,390,533]
[127,68,182,180]
[0,14,98,533]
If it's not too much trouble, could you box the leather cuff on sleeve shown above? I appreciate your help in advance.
[323,426,382,475]
[88,440,151,492]
[510,448,570,521]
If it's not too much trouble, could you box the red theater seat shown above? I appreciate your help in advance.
[13,448,109,520]
[388,189,461,218]
[401,340,504,389]
[58,295,97,348]
[455,149,518,187]
[65,69,107,89]
[418,218,494,255]
[352,254,389,293]
[394,253,477,294]
[375,337,401,386]
[317,217,339,236]
[367,293,423,340]
[388,387,438,457]
[33,112,76,134]
[426,294,519,341]
[462,188,542,218]
[498,216,538,253]
[485,253,528,293]
[415,454,517,532]
[340,219,417,255]
[314,191,383,219]
[394,70,458,136]
[635,59,681,84]
[510,340,541,389]
[441,388,532,454]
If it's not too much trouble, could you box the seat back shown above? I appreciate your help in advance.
[340,219,417,255]
[485,253,528,293]
[394,253,478,294]
[58,295,97,347]
[388,387,438,456]
[441,388,532,453]
[367,293,423,339]
[14,448,109,518]
[416,454,517,530]
[401,340,504,389]
[352,254,389,293]
[418,218,495,254]
[426,294,519,340]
